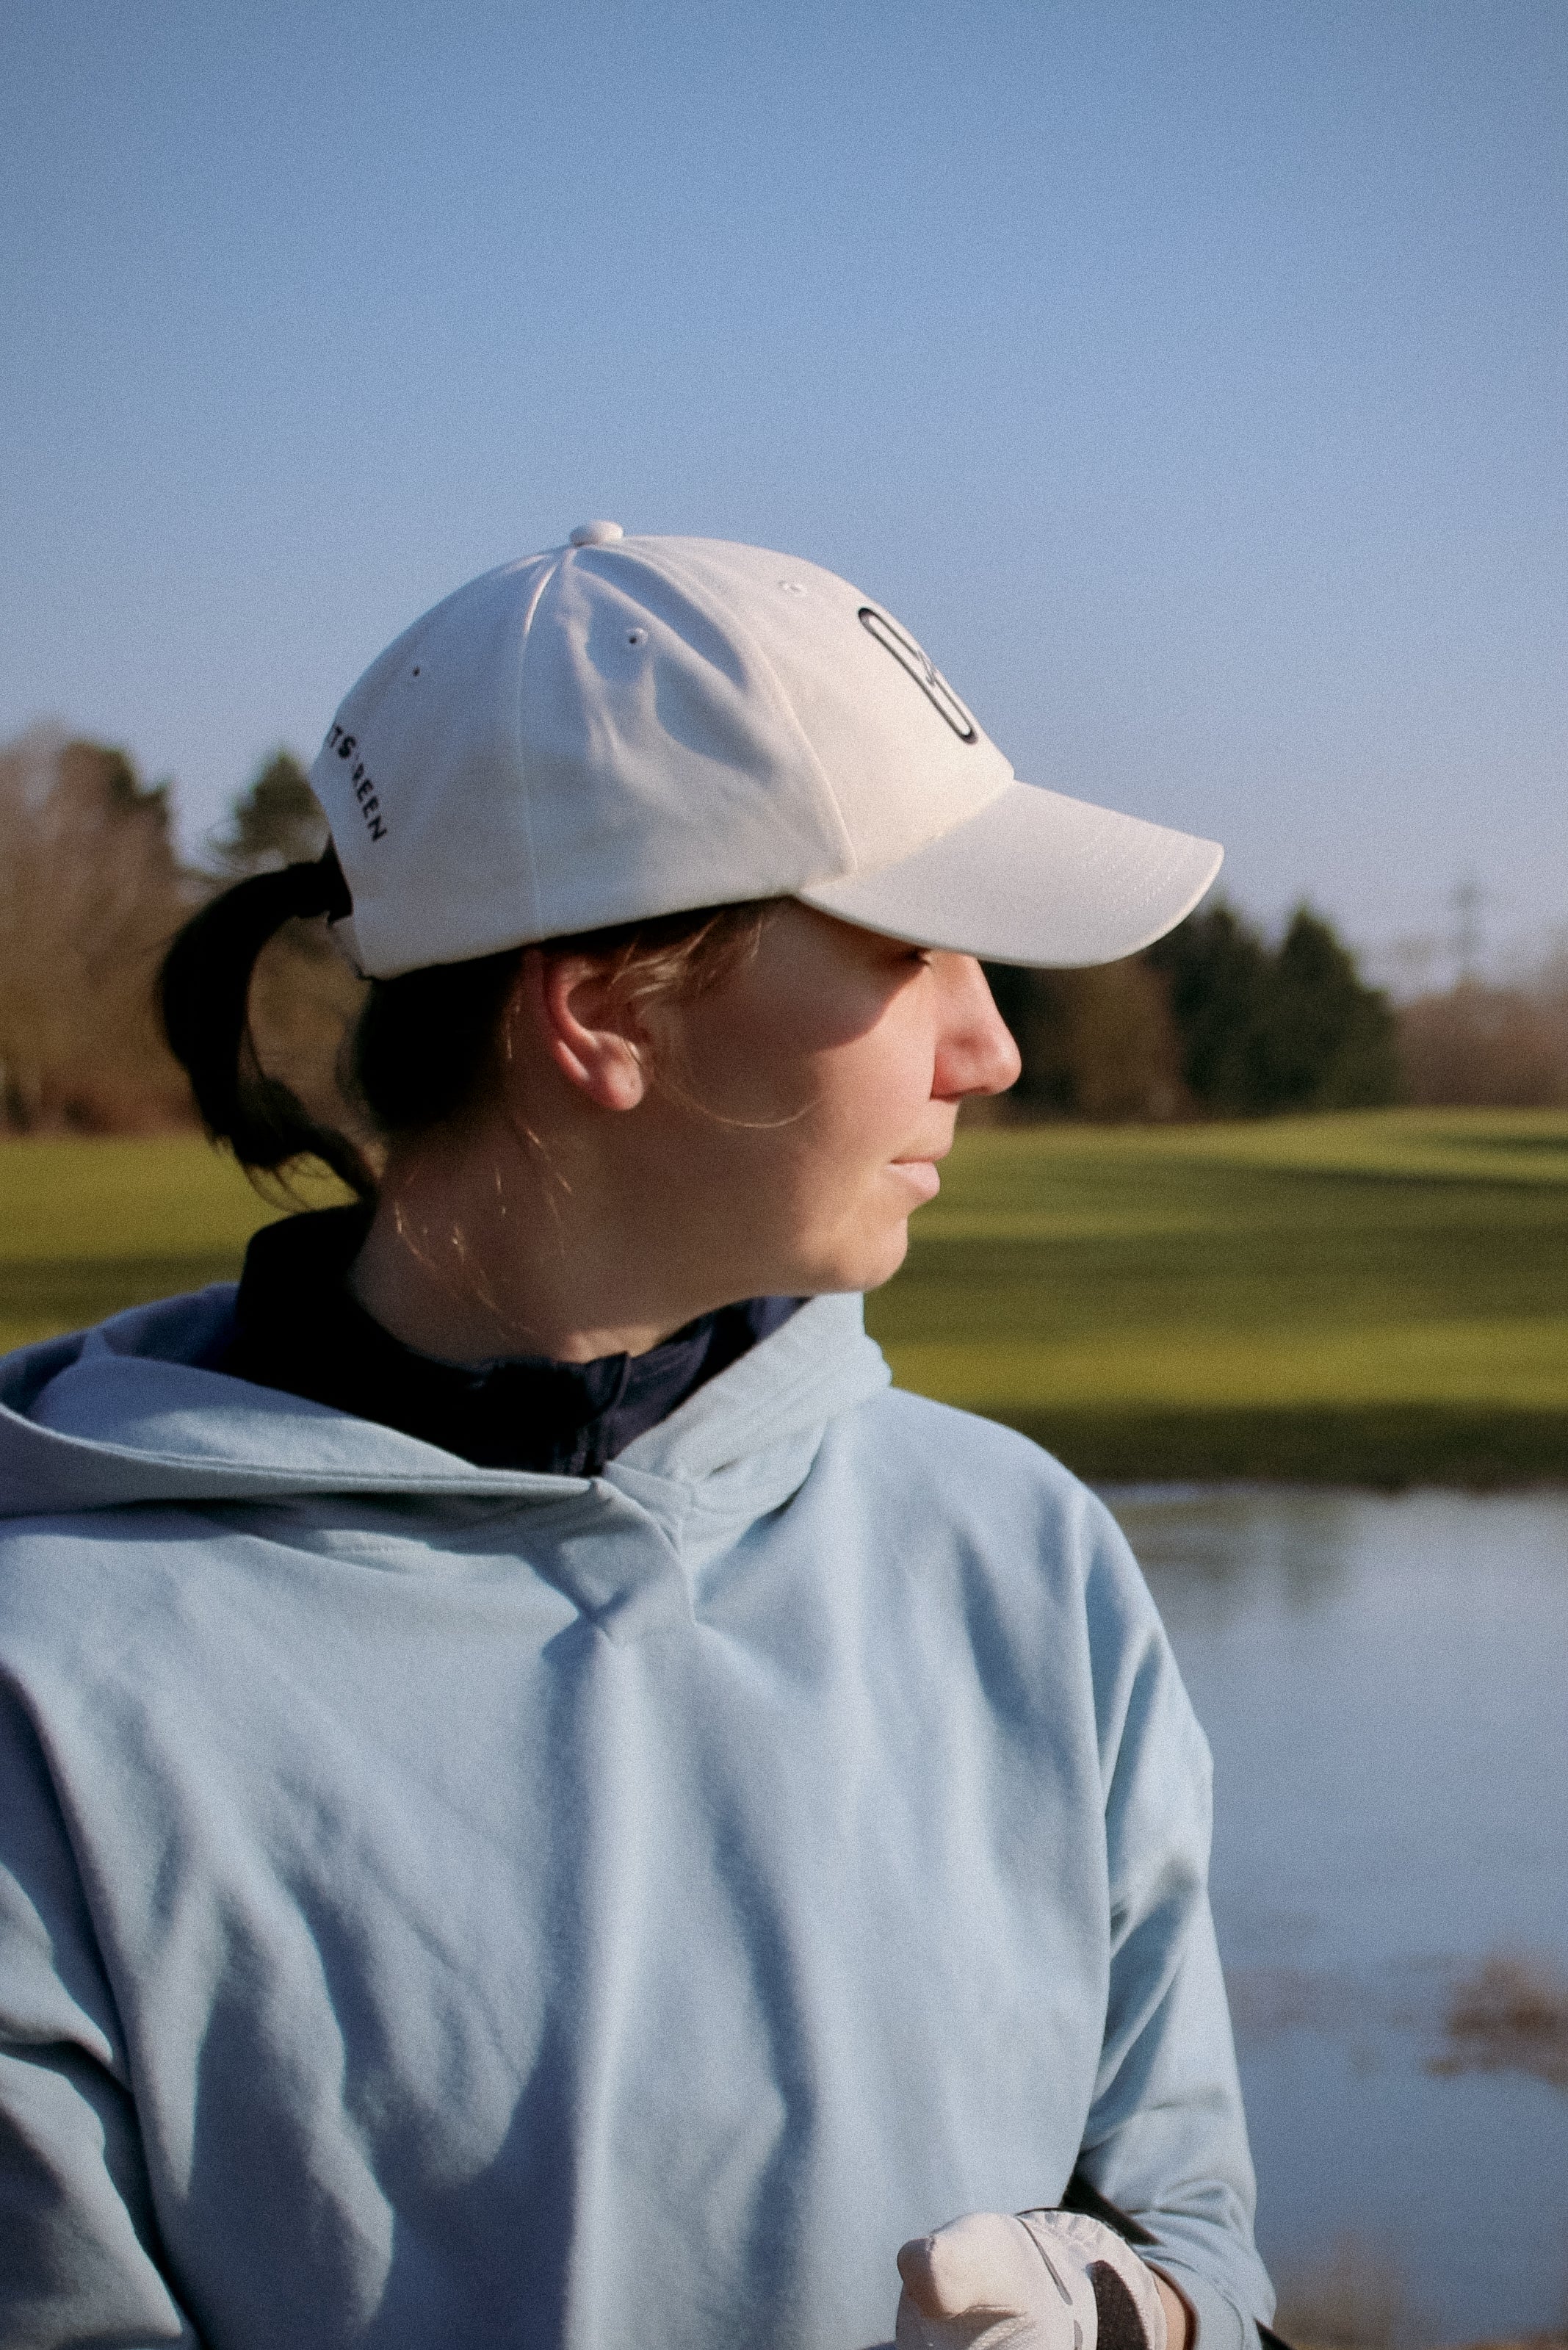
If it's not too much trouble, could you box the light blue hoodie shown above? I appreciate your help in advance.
[0,1280,1276,2349]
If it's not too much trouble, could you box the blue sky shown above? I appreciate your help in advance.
[3,0,1563,978]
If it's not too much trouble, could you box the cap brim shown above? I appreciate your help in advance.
[795,779,1222,968]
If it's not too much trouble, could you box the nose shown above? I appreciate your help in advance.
[932,954,1022,1102]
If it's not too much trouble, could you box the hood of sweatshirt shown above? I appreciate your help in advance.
[0,1282,891,1518]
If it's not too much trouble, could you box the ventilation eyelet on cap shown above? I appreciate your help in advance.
[569,519,624,546]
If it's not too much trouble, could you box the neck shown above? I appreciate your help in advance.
[347,1129,715,1366]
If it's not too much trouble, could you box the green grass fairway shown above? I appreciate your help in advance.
[2,1109,1565,1485]
[0,1136,336,1357]
[863,1107,1568,1488]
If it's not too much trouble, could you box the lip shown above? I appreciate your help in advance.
[889,1156,942,1203]
[894,1133,953,1167]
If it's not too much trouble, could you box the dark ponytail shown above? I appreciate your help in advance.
[161,861,775,1199]
[158,849,375,1198]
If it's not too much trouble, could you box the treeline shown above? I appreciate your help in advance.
[0,727,359,1135]
[986,901,1410,1122]
[1,725,1564,1133]
[987,905,1568,1121]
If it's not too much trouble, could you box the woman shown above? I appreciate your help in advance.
[0,525,1281,2348]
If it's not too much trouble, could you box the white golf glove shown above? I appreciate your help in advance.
[895,2207,1169,2350]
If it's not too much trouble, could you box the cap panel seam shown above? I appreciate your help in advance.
[617,540,858,880]
[512,550,569,941]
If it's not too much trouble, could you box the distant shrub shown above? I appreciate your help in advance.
[1430,1951,1568,2090]
[1398,981,1568,1108]
[983,956,1187,1122]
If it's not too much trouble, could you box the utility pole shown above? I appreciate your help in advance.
[1450,876,1484,986]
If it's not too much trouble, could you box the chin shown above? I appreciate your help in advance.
[809,1223,911,1298]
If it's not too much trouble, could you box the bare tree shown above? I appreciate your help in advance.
[1398,981,1568,1107]
[0,726,199,1131]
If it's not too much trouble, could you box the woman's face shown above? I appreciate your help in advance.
[626,903,1022,1303]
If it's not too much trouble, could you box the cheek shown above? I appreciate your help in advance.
[665,963,939,1253]
[680,984,926,1141]
[791,1036,937,1201]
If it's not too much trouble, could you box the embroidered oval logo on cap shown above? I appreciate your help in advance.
[858,606,978,743]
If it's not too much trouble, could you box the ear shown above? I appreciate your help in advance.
[521,949,651,1113]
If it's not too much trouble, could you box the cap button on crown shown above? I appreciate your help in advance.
[569,519,624,546]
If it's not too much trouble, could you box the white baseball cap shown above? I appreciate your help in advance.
[310,522,1221,979]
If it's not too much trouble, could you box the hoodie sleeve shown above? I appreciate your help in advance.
[1072,1498,1278,2350]
[0,1696,200,2349]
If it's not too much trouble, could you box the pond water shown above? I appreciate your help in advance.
[1102,1486,1568,2345]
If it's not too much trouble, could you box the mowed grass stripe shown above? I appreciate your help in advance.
[864,1108,1568,1483]
[936,1107,1568,1190]
[886,1319,1568,1413]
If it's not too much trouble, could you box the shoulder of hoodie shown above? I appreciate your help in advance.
[814,1387,1206,1783]
[818,1382,1163,1628]
[831,1378,1109,1518]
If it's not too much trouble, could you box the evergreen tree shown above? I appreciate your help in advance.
[1143,904,1271,1112]
[211,751,326,873]
[1251,907,1403,1110]
[1145,899,1401,1116]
